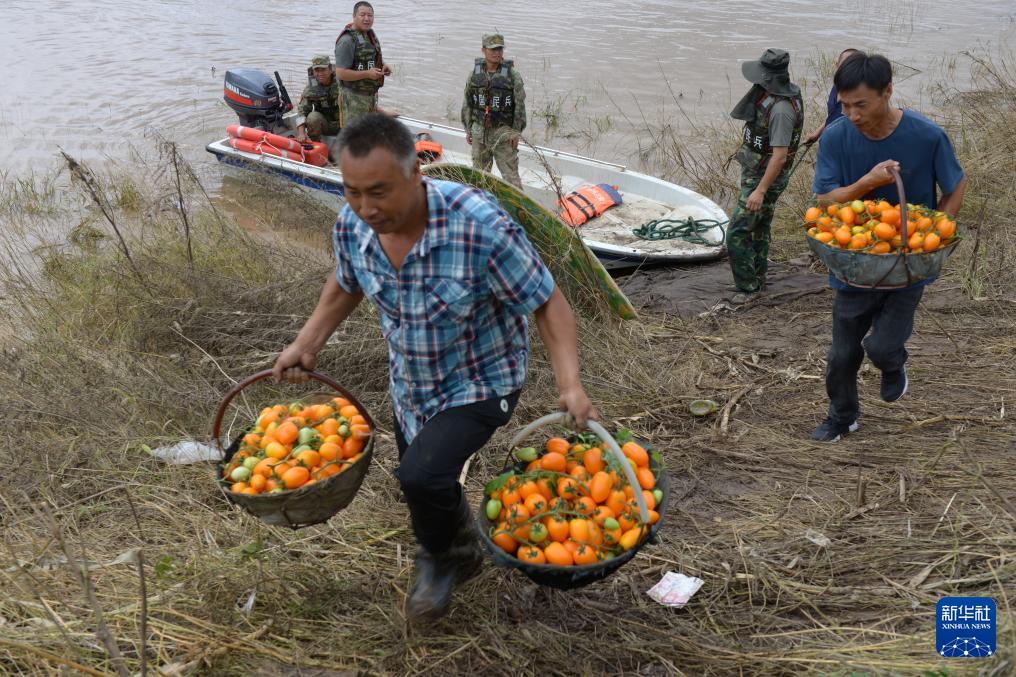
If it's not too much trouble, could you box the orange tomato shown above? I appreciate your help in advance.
[582,447,604,474]
[543,541,573,566]
[524,493,547,515]
[621,441,649,468]
[281,466,310,490]
[873,222,896,241]
[880,208,900,226]
[589,471,613,503]
[839,206,856,225]
[544,516,570,542]
[492,527,518,554]
[804,206,823,222]
[341,437,364,459]
[545,437,570,455]
[274,421,298,445]
[591,505,615,526]
[540,452,567,473]
[517,545,546,564]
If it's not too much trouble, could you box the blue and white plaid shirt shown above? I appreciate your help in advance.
[333,178,555,443]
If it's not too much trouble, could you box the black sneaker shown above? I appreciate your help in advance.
[880,366,908,402]
[811,418,859,442]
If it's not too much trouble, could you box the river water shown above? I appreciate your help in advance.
[1,0,1014,185]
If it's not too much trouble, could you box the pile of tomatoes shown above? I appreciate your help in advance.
[220,397,371,496]
[805,200,958,255]
[483,435,662,567]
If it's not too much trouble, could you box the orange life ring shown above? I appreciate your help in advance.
[226,136,328,167]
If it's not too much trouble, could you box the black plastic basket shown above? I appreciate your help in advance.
[477,413,668,590]
[213,369,374,529]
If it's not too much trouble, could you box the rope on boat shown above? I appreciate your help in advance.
[632,217,727,245]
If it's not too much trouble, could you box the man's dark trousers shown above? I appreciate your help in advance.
[825,286,924,425]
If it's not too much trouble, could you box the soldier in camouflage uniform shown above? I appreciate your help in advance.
[461,33,526,189]
[334,1,390,126]
[296,55,341,142]
[727,48,804,304]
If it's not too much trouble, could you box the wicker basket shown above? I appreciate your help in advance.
[807,168,962,289]
[807,233,961,289]
[478,413,668,590]
[213,370,374,529]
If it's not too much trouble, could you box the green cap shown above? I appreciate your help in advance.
[482,33,505,49]
[311,54,332,69]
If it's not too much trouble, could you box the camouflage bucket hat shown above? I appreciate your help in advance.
[311,54,332,70]
[482,33,505,49]
[741,48,800,97]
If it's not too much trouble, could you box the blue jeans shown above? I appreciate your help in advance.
[825,287,924,425]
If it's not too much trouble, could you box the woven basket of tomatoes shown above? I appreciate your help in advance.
[213,369,374,529]
[478,412,668,590]
[803,169,961,288]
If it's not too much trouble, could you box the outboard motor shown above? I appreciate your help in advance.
[223,68,293,130]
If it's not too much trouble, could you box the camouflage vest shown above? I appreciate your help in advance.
[468,59,516,128]
[336,26,383,94]
[735,91,804,176]
[303,76,340,120]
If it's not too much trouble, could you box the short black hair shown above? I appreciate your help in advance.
[834,52,893,94]
[337,113,416,175]
[353,1,373,13]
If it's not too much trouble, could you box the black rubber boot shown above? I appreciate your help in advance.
[406,548,456,621]
[406,501,484,620]
[448,500,484,583]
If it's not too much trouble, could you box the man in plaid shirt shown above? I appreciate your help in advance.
[273,113,596,621]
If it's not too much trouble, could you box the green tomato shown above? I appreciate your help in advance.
[292,444,312,455]
[338,424,350,438]
[851,199,865,214]
[603,517,620,531]
[289,402,302,415]
[337,416,349,425]
[514,446,538,463]
[653,489,664,505]
[230,466,251,482]
[297,427,319,446]
[242,456,260,471]
[528,522,548,543]
[485,499,502,521]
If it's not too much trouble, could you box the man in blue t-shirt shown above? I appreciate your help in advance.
[810,52,966,442]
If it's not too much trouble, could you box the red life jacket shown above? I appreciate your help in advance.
[558,184,623,226]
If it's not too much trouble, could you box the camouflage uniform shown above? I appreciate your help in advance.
[727,63,804,294]
[335,24,384,126]
[298,56,341,140]
[461,34,526,189]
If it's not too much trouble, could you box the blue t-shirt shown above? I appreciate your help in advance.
[825,85,842,126]
[813,110,964,291]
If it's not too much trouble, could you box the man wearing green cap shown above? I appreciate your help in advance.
[335,1,391,126]
[461,33,526,189]
[727,48,805,304]
[296,55,341,142]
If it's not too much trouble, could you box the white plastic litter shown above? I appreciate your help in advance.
[804,528,832,547]
[647,572,703,608]
[147,440,222,465]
